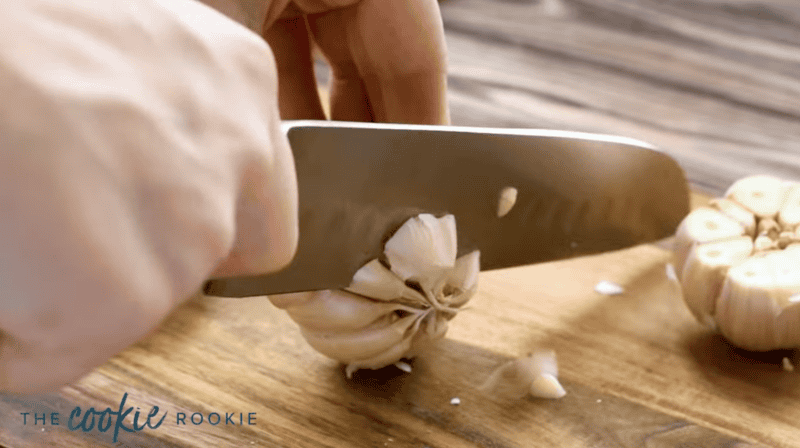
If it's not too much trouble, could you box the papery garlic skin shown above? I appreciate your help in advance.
[272,214,480,377]
[675,175,800,351]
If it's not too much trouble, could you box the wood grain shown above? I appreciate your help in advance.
[4,0,800,447]
[438,0,800,194]
[2,242,786,447]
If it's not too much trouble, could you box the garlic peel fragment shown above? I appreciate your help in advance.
[394,361,412,373]
[782,357,795,372]
[594,280,624,296]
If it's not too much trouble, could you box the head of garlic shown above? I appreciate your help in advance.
[674,175,800,351]
[269,214,480,377]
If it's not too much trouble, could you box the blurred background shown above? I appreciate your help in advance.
[315,0,800,196]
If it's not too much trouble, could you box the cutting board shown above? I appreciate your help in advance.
[2,192,798,448]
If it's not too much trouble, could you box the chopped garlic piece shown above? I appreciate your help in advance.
[783,357,795,372]
[479,350,565,400]
[594,280,624,296]
[450,397,461,406]
[497,187,518,218]
[531,374,566,399]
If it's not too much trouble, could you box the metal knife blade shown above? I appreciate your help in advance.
[203,120,689,297]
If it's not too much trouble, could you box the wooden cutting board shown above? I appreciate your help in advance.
[5,0,800,444]
[2,192,798,447]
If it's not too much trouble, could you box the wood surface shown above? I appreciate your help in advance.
[3,0,800,447]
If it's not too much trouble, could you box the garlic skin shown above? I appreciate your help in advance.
[675,175,800,351]
[271,214,480,377]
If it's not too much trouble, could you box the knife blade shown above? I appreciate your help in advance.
[203,120,690,297]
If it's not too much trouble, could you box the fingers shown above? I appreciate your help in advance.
[304,9,375,122]
[262,16,327,120]
[306,0,450,125]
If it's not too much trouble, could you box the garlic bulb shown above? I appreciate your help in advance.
[270,214,480,377]
[674,175,800,351]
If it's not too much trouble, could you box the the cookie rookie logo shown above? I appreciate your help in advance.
[19,393,257,443]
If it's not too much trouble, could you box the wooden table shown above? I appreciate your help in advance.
[3,0,800,447]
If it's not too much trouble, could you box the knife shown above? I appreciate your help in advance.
[203,120,690,297]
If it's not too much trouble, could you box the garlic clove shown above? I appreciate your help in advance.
[594,280,624,296]
[300,313,419,363]
[268,292,315,309]
[283,289,416,333]
[778,182,800,230]
[404,316,449,359]
[673,207,746,275]
[345,259,426,305]
[771,249,800,309]
[680,236,753,322]
[715,253,784,351]
[755,250,800,350]
[384,214,457,292]
[708,198,757,237]
[344,333,416,378]
[724,175,787,219]
[444,250,481,307]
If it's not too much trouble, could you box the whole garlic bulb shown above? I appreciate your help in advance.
[674,175,800,350]
[270,214,480,377]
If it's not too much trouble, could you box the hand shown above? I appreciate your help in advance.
[203,0,450,123]
[243,0,452,313]
[0,0,298,393]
